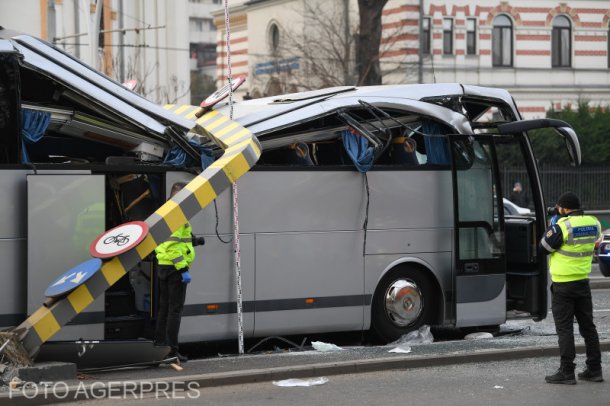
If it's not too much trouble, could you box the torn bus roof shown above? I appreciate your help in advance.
[6,33,196,134]
[211,84,520,140]
[0,28,212,163]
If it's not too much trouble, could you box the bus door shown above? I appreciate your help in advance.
[450,135,506,328]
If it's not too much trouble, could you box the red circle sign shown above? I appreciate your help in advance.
[89,221,149,259]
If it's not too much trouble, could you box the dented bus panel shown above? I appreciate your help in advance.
[0,29,581,353]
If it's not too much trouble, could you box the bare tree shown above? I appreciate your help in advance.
[356,0,388,85]
[111,48,189,105]
[250,0,410,95]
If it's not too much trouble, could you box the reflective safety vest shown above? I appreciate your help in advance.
[155,223,195,270]
[549,215,601,283]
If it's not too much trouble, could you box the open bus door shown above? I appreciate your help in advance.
[496,118,581,322]
[451,118,581,327]
[449,134,506,328]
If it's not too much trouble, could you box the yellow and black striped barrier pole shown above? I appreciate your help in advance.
[11,109,260,361]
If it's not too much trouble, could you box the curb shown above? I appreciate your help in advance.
[590,279,610,289]
[4,341,610,405]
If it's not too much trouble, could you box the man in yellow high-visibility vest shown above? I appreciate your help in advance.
[155,182,205,363]
[540,192,603,384]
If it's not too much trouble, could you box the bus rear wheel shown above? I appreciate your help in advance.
[371,268,436,343]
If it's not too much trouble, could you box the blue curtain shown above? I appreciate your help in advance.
[162,139,214,169]
[341,129,375,173]
[422,120,450,165]
[21,109,51,163]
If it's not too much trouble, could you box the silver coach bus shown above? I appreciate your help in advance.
[0,31,580,353]
[180,84,579,343]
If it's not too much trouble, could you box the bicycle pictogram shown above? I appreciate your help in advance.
[103,233,130,247]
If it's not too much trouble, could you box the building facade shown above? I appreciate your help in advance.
[215,0,610,118]
[1,0,191,105]
[187,0,222,104]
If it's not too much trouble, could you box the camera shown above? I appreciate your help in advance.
[547,206,559,216]
[193,236,206,246]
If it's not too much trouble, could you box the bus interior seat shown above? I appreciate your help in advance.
[257,142,314,166]
[313,140,349,165]
[287,142,314,165]
[113,174,158,222]
[389,137,419,165]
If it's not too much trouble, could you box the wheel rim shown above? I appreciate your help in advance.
[384,278,423,327]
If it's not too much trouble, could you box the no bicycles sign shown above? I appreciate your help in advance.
[89,221,149,259]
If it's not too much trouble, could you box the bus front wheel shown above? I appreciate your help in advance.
[371,268,436,343]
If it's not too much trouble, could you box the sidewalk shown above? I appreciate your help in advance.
[3,330,609,405]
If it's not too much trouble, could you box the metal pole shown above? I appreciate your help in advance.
[223,0,244,355]
[343,0,351,84]
[90,0,103,70]
[418,0,424,83]
[119,0,124,82]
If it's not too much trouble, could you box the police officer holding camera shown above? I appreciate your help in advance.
[154,182,205,363]
[539,192,603,384]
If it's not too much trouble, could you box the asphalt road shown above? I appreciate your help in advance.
[62,355,609,406]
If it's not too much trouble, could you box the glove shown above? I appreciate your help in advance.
[550,214,560,226]
[181,270,191,284]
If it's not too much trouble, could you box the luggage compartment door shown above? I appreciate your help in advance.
[27,174,105,340]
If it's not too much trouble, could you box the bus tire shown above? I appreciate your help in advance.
[371,267,436,344]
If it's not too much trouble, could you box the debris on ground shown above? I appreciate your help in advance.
[272,377,329,387]
[389,325,434,346]
[464,332,494,340]
[388,345,412,354]
[311,341,344,352]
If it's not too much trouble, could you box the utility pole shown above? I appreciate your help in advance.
[418,0,423,84]
[118,0,125,82]
[89,0,103,70]
[343,0,352,85]
[47,0,57,44]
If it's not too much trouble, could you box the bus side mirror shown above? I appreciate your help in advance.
[497,119,582,167]
[555,126,581,167]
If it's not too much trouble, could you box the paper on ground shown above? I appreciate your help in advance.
[388,345,412,354]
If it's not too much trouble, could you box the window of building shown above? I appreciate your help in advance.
[492,14,513,67]
[466,18,477,55]
[552,15,571,67]
[422,18,431,54]
[190,17,214,32]
[269,23,280,54]
[443,18,453,54]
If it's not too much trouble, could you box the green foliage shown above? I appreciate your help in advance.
[529,101,610,165]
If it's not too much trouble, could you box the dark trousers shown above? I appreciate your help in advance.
[155,265,187,353]
[551,279,601,371]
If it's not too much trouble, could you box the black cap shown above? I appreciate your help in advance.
[557,192,580,210]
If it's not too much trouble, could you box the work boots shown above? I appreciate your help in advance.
[545,366,576,385]
[578,368,604,382]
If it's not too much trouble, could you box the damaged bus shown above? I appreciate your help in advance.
[0,29,581,364]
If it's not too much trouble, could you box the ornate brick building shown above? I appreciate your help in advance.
[214,0,610,118]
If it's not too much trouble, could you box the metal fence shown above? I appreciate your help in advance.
[502,165,610,210]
